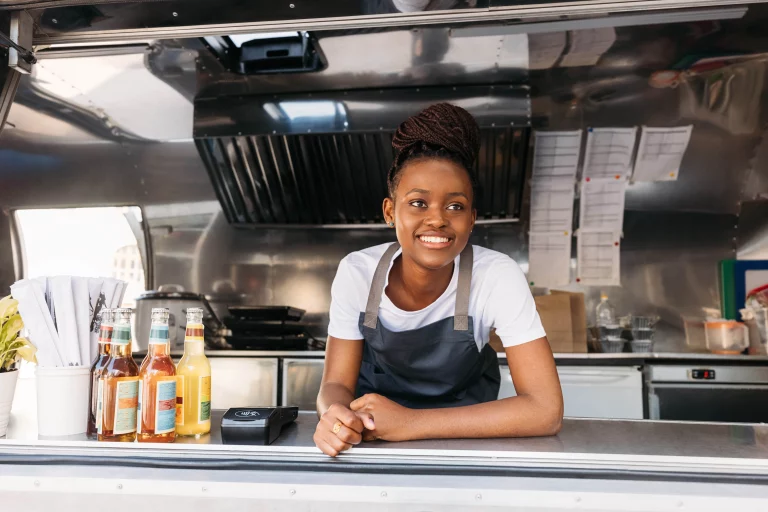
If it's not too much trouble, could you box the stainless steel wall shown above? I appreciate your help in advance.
[3,7,768,352]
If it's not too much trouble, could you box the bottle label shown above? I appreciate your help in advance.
[199,375,211,423]
[112,325,131,346]
[176,375,185,426]
[113,378,139,435]
[149,325,169,345]
[185,323,204,342]
[98,325,113,344]
[137,380,142,434]
[96,379,104,435]
[155,378,177,434]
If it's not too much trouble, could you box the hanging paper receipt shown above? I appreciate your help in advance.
[577,231,621,286]
[632,126,693,181]
[528,232,572,288]
[532,130,582,181]
[579,178,627,233]
[583,127,637,180]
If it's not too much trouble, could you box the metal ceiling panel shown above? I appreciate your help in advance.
[194,85,531,138]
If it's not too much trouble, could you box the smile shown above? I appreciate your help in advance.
[417,235,453,248]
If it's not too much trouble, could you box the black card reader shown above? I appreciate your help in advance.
[221,407,299,445]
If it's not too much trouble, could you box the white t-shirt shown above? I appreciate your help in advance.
[328,243,546,350]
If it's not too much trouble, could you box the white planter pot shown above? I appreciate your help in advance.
[0,369,19,437]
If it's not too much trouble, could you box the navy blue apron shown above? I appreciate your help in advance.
[356,242,500,409]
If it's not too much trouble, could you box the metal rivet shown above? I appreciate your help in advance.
[272,130,277,134]
[290,489,296,495]
[172,12,178,17]
[475,494,482,501]
[492,123,496,127]
[381,491,387,498]
[117,484,123,490]
[290,3,295,7]
[238,132,242,136]
[343,122,349,127]
[51,19,57,24]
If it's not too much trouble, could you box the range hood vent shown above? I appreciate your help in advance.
[197,128,529,227]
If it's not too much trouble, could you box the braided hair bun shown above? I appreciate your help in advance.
[388,103,481,197]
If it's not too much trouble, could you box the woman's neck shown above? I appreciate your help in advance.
[386,254,455,311]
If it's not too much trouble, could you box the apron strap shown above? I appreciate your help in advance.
[362,242,474,331]
[363,242,401,329]
[453,244,474,331]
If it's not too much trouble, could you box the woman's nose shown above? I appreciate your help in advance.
[424,208,447,227]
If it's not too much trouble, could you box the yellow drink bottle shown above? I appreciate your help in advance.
[176,307,211,437]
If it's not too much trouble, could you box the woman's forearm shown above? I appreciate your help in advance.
[316,382,356,417]
[409,394,563,440]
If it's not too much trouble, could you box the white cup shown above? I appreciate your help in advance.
[35,366,90,436]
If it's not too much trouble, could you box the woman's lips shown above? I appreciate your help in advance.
[417,235,453,249]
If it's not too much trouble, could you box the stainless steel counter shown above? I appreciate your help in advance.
[3,374,768,511]
[141,349,768,363]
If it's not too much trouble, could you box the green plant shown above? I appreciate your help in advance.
[0,295,37,372]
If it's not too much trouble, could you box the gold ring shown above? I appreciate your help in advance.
[332,422,342,434]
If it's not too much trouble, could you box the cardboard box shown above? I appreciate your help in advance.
[488,290,587,354]
[535,291,587,354]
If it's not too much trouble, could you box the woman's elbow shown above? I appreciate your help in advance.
[539,397,564,436]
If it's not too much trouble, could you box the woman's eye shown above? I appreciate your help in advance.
[409,200,427,208]
[447,203,464,211]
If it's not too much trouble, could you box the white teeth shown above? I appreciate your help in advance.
[420,236,450,244]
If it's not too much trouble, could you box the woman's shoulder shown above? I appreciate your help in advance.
[469,245,527,288]
[337,243,396,284]
[469,244,523,270]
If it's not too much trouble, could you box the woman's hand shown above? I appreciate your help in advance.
[313,402,375,457]
[350,393,416,442]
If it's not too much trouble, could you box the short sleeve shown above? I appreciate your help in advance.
[327,257,365,340]
[482,259,546,347]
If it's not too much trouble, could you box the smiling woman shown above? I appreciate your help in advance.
[314,103,563,457]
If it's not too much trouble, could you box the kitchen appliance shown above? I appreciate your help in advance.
[133,285,223,351]
[219,306,324,351]
[647,365,768,423]
[220,406,299,445]
[500,365,644,419]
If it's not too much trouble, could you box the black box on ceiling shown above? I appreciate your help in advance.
[238,34,324,74]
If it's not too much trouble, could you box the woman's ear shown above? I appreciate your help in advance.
[382,197,395,225]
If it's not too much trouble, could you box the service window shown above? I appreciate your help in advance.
[14,206,147,307]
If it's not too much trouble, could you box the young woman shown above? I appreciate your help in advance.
[314,103,563,457]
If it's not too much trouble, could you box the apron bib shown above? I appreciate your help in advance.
[356,242,500,409]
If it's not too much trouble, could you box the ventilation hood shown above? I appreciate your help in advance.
[194,85,531,227]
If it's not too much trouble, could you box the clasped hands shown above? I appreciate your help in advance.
[313,393,414,457]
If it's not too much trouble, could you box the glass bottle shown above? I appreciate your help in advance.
[596,294,617,327]
[176,307,212,437]
[98,308,140,442]
[87,308,113,439]
[138,308,177,443]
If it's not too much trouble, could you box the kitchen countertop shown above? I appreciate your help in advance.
[135,349,768,364]
[3,375,768,480]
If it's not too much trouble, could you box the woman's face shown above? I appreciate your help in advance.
[383,158,476,270]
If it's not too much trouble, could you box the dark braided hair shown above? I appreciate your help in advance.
[388,103,481,200]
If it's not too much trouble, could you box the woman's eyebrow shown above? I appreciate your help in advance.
[447,192,469,200]
[405,188,430,195]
